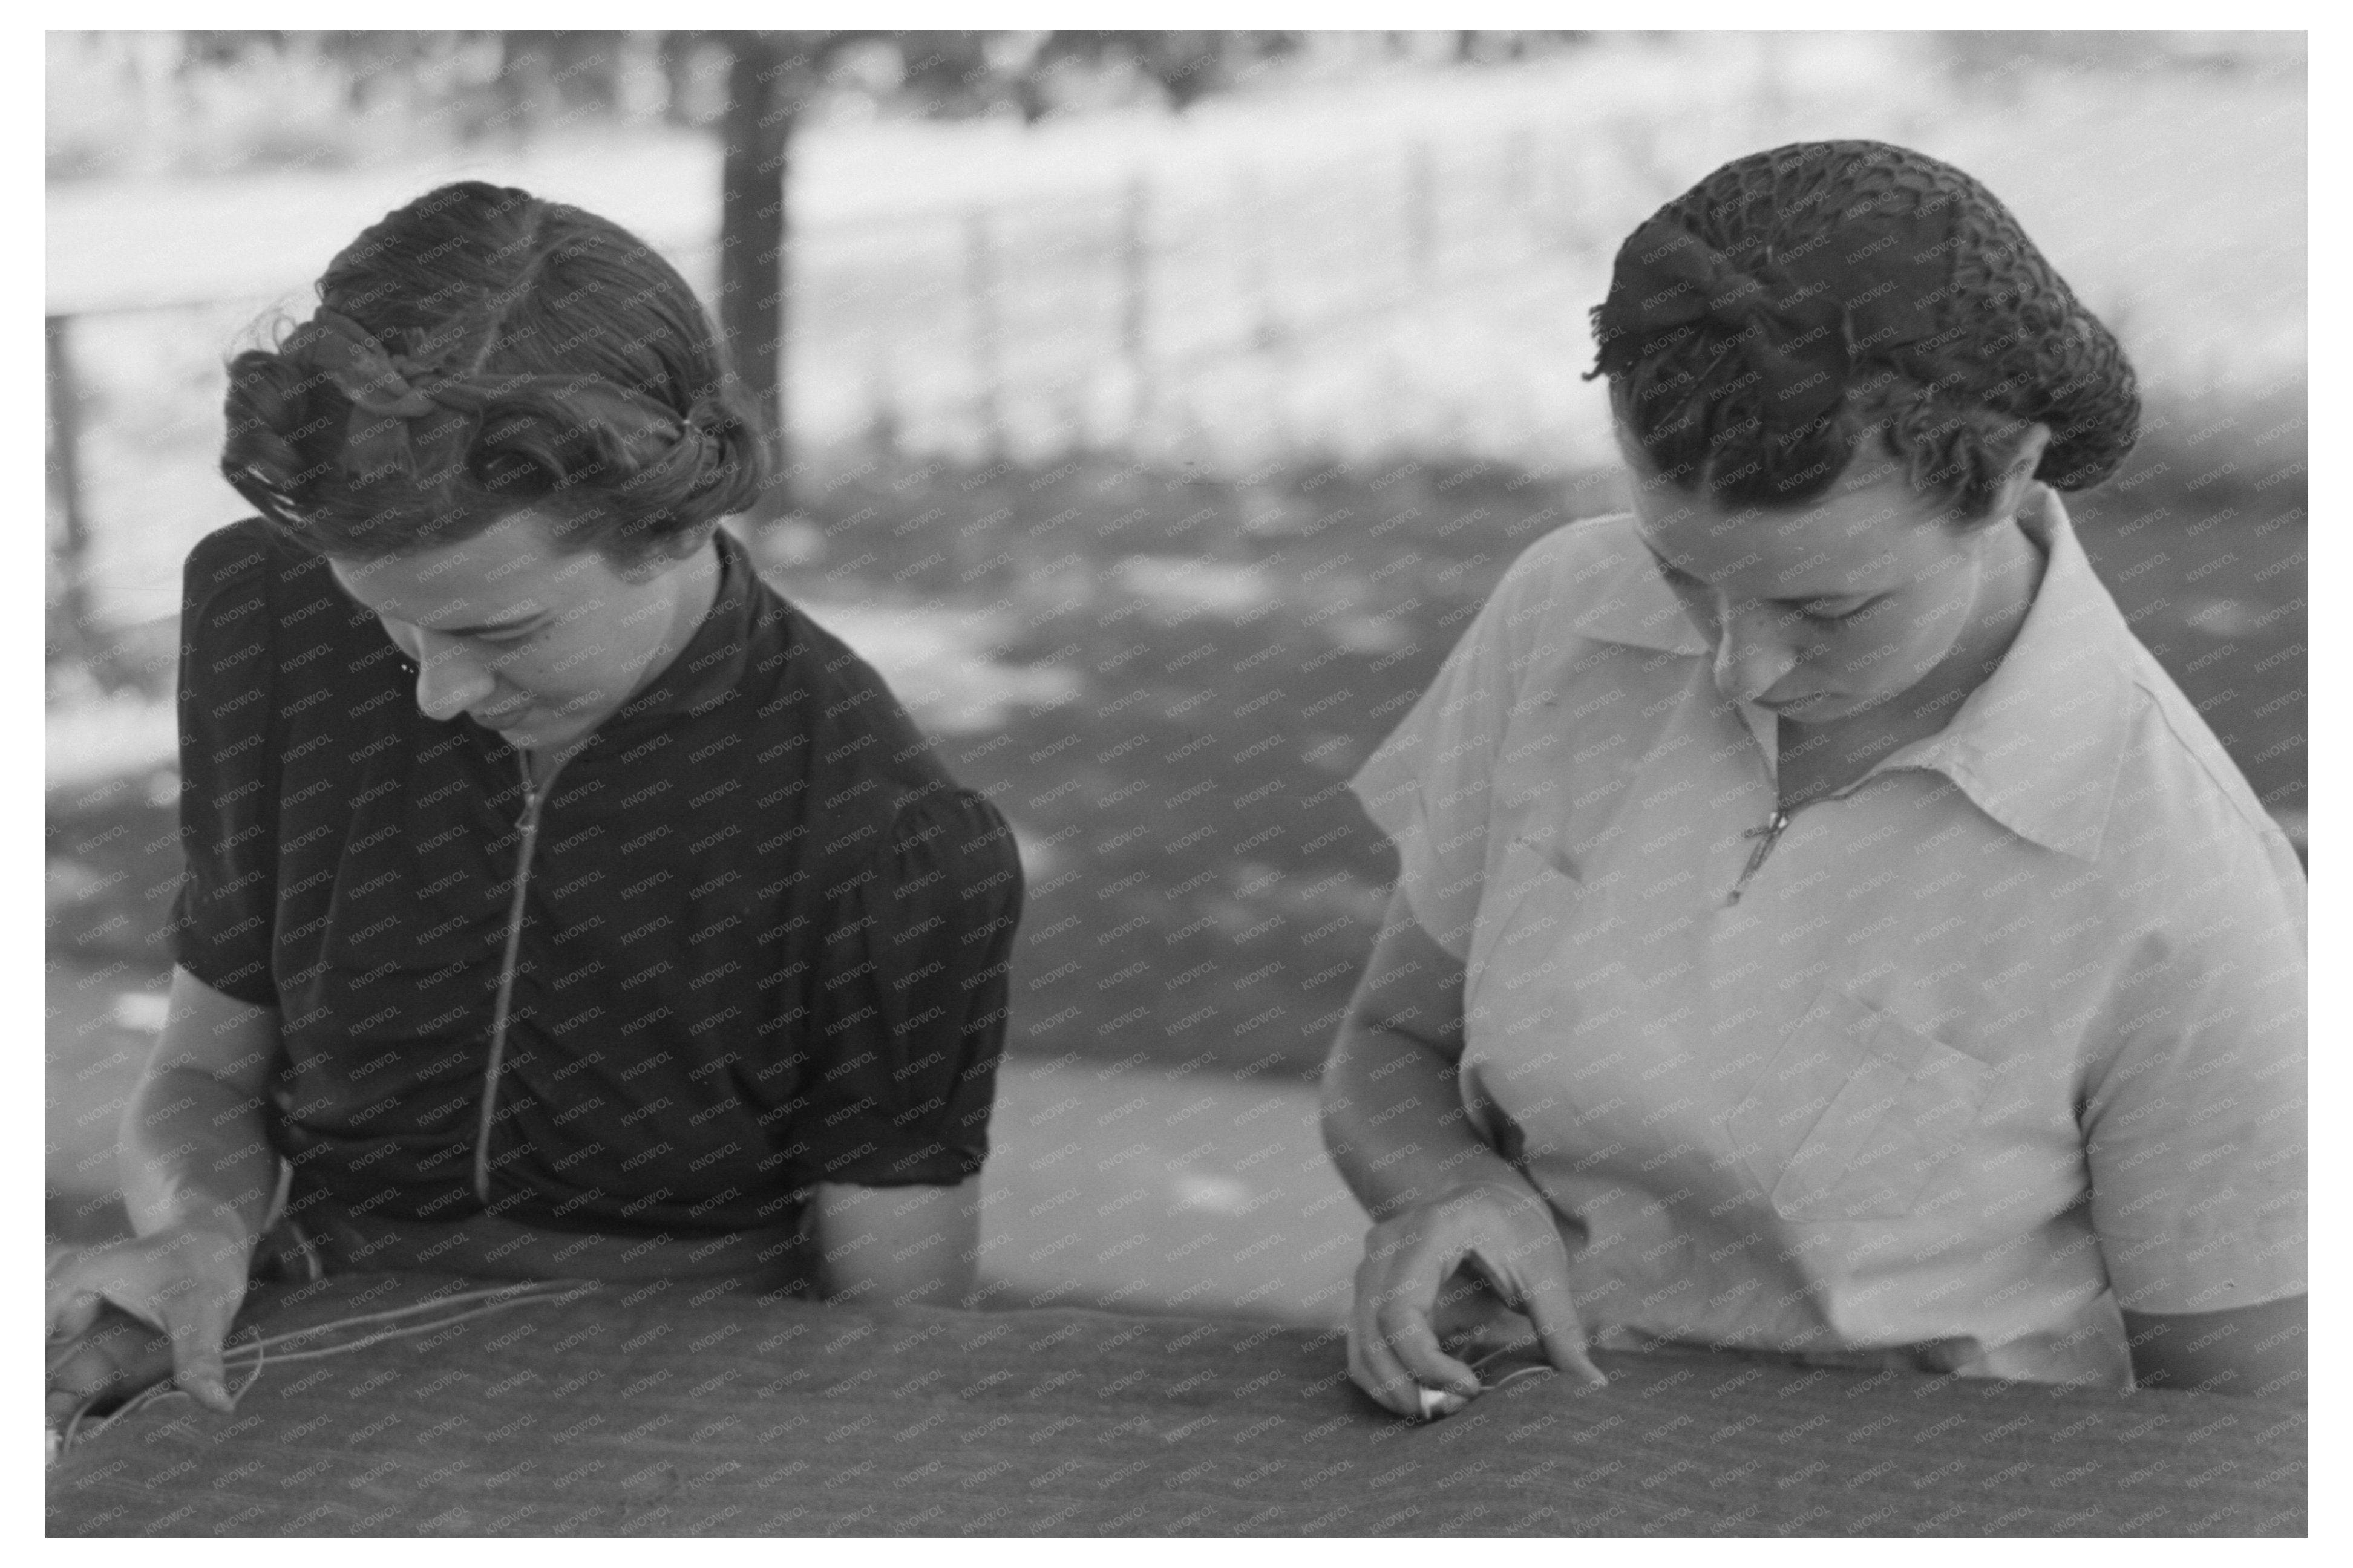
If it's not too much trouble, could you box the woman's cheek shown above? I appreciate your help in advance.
[1819,625,1896,691]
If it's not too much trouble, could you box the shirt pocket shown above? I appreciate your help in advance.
[1726,987,1994,1223]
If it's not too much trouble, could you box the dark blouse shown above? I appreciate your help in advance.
[172,518,1023,1240]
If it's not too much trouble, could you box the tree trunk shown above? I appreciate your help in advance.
[45,313,113,691]
[718,33,800,519]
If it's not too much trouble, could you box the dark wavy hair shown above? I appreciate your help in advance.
[221,181,770,567]
[1588,142,2139,521]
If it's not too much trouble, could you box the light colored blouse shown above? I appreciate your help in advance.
[1350,505,2306,1385]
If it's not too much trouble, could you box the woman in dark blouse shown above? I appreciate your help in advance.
[47,181,1022,1418]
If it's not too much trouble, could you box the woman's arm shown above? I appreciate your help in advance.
[47,967,281,1414]
[1320,888,1521,1216]
[808,1179,979,1308]
[2123,1295,2306,1399]
[1322,888,1601,1414]
[121,967,282,1247]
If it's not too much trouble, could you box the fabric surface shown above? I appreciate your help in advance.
[45,1275,2304,1537]
[172,518,1023,1238]
[1348,505,2306,1385]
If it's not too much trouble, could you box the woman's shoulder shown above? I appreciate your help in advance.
[1497,509,1643,587]
[877,782,1021,884]
[2108,672,2305,897]
[1474,511,1660,635]
[1448,510,1687,677]
[181,516,343,627]
[749,592,967,786]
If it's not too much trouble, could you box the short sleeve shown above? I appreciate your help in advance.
[169,525,281,1007]
[1346,531,1569,959]
[2083,825,2307,1316]
[796,786,1024,1186]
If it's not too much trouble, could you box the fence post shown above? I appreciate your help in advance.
[963,207,1005,459]
[1234,166,1277,352]
[1405,139,1437,294]
[45,313,108,686]
[1120,177,1152,431]
[1506,125,1539,257]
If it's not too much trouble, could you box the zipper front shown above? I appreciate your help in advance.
[1726,808,1790,906]
[471,750,564,1204]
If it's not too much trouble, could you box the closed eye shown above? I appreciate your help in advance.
[1790,596,1877,624]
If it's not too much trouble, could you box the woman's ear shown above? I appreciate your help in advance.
[1989,423,2054,522]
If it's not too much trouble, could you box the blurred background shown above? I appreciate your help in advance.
[46,29,2306,1325]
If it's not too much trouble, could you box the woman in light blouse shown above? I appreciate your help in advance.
[1322,141,2305,1415]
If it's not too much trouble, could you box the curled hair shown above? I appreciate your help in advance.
[222,181,770,567]
[1589,142,2139,520]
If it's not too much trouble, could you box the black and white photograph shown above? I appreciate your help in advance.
[41,19,2312,1540]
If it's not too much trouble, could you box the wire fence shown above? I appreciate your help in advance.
[44,112,1661,652]
[667,114,1648,462]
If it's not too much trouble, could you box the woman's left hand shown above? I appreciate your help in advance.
[1347,1178,1603,1418]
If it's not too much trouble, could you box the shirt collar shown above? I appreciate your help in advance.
[1570,531,1711,656]
[1889,496,2133,861]
[1570,503,2133,861]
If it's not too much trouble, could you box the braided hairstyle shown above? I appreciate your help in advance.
[222,181,769,568]
[1589,141,2139,520]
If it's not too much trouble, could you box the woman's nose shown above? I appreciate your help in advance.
[1710,604,1798,705]
[411,635,497,722]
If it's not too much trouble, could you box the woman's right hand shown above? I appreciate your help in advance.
[1347,1178,1605,1417]
[45,1224,252,1422]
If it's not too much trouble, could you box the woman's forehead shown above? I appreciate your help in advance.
[1634,475,1950,588]
[328,512,603,625]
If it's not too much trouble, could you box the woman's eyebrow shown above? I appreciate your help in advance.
[1641,540,1876,603]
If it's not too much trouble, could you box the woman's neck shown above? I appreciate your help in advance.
[1899,517,2047,731]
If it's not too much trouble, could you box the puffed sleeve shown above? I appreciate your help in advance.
[169,524,281,1007]
[1346,527,1572,959]
[796,786,1023,1186]
[2082,817,2307,1317]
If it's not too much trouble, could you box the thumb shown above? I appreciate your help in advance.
[166,1299,238,1414]
[1509,1259,1606,1388]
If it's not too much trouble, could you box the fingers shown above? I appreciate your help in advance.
[1349,1260,1431,1416]
[1347,1214,1497,1416]
[1350,1240,1478,1416]
[168,1291,242,1414]
[1378,1296,1481,1398]
[1466,1212,1607,1389]
[45,1237,250,1422]
[1519,1279,1608,1388]
[46,1287,104,1345]
[45,1310,175,1414]
[47,1244,166,1339]
[1349,1182,1618,1417]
